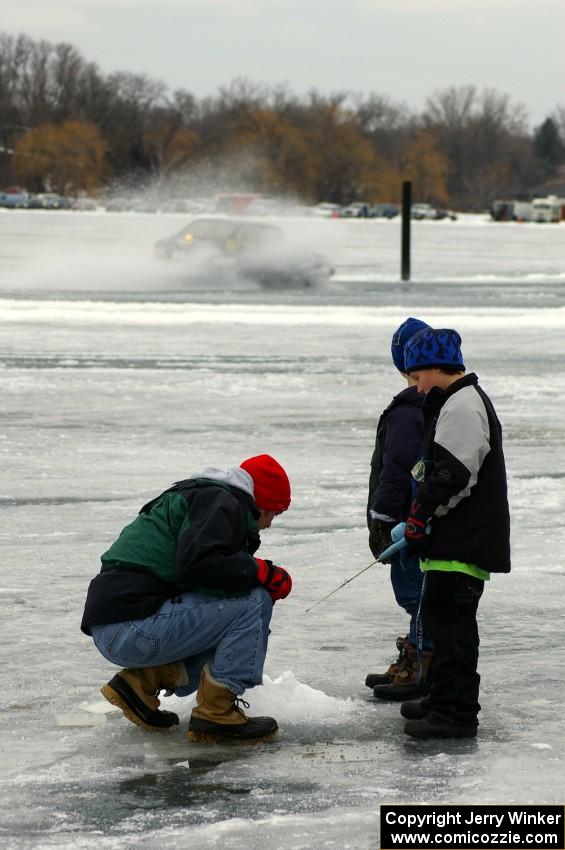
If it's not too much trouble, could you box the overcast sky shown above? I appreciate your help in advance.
[4,0,564,128]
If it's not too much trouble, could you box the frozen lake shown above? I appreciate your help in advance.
[2,208,565,307]
[0,211,564,849]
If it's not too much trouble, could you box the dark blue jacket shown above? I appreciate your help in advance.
[367,386,425,527]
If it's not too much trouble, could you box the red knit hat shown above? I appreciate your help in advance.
[240,454,291,512]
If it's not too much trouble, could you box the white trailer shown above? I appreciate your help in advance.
[531,195,564,223]
[491,200,533,222]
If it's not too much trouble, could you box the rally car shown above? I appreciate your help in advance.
[153,217,333,288]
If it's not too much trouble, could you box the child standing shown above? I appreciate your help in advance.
[399,328,511,738]
[366,317,433,700]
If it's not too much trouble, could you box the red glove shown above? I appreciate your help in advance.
[404,500,431,553]
[405,516,427,543]
[256,558,292,602]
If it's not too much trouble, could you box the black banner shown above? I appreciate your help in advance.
[380,805,564,849]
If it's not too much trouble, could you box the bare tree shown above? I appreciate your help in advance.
[49,42,84,121]
[553,105,565,143]
[423,85,533,208]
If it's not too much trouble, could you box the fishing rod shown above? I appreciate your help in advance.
[304,525,408,614]
[305,558,378,613]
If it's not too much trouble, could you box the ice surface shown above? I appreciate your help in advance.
[0,212,564,849]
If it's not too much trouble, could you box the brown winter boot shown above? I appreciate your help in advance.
[187,665,278,743]
[372,645,432,701]
[101,662,188,731]
[365,637,407,688]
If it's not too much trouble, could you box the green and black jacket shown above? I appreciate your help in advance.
[81,477,262,634]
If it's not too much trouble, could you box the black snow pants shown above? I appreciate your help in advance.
[421,570,485,725]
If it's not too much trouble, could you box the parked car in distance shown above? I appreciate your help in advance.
[0,190,29,209]
[340,202,371,218]
[28,193,72,209]
[411,203,437,220]
[411,203,457,221]
[307,202,342,218]
[154,217,334,288]
[370,203,399,219]
[339,202,401,219]
[434,208,458,221]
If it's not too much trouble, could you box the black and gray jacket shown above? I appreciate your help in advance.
[415,373,511,573]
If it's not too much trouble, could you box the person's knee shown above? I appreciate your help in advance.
[247,585,274,616]
[394,594,420,614]
[228,587,273,638]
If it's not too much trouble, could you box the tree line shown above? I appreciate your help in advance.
[1,32,564,209]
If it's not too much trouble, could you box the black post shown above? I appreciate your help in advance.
[401,180,412,281]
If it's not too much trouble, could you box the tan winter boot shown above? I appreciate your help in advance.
[187,665,278,743]
[365,637,407,688]
[372,645,432,701]
[101,662,188,731]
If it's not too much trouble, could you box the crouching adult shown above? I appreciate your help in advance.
[80,454,292,743]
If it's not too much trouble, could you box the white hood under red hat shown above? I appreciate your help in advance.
[192,455,291,512]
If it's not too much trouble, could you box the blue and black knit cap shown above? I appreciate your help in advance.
[404,327,465,373]
[391,317,430,372]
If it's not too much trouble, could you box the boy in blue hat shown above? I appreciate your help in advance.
[365,317,433,700]
[399,328,510,738]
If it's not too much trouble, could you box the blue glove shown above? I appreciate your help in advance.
[377,522,407,563]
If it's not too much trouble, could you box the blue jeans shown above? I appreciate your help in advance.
[91,587,273,696]
[390,548,433,651]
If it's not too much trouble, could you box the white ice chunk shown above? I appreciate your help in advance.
[78,700,119,715]
[163,669,358,727]
[242,670,357,724]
